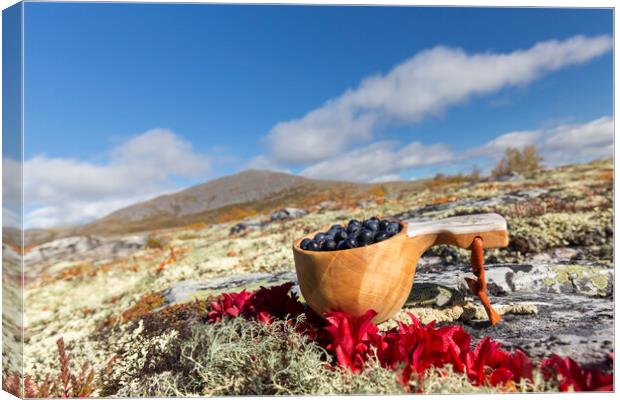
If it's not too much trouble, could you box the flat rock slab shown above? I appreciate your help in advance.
[161,271,298,304]
[24,235,147,267]
[392,189,549,221]
[412,260,613,368]
[461,291,613,370]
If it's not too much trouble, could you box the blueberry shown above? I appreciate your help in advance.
[334,230,348,243]
[337,237,357,250]
[374,231,389,243]
[379,219,391,231]
[363,219,379,232]
[305,240,320,251]
[323,233,335,242]
[344,237,358,248]
[314,232,327,243]
[327,228,343,236]
[369,216,380,223]
[386,222,400,235]
[330,224,343,231]
[321,240,337,251]
[357,229,374,246]
[347,224,361,234]
[300,238,312,250]
[347,229,359,240]
[347,219,361,229]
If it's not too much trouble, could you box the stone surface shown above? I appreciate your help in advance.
[270,208,308,221]
[413,260,613,368]
[229,218,267,235]
[23,235,146,267]
[392,189,549,222]
[161,271,297,304]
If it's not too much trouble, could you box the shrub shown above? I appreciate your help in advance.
[2,338,103,398]
[491,146,543,177]
[369,185,388,197]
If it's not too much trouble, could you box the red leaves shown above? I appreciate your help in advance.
[207,282,304,323]
[323,310,381,373]
[376,315,471,386]
[541,354,613,391]
[207,290,253,322]
[203,282,613,393]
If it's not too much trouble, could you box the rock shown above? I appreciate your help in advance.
[494,172,525,182]
[161,271,298,305]
[451,263,613,298]
[229,218,266,235]
[392,189,549,221]
[462,292,613,368]
[357,199,376,208]
[270,208,308,221]
[318,200,339,210]
[409,260,613,366]
[24,235,146,267]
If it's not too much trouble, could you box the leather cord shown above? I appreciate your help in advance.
[464,237,501,325]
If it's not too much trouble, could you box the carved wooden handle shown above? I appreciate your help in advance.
[406,213,508,249]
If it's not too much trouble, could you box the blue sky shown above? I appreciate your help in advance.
[17,3,613,227]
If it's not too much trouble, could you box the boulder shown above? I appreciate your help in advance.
[24,235,146,267]
[229,218,266,235]
[270,207,308,221]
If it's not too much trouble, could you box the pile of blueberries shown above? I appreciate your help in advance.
[300,217,402,251]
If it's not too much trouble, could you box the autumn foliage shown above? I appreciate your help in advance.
[492,145,544,177]
[205,283,612,392]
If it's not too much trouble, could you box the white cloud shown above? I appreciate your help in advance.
[300,141,453,182]
[370,174,402,183]
[245,155,291,174]
[471,130,543,156]
[23,129,212,228]
[265,34,612,165]
[472,116,614,165]
[300,116,613,183]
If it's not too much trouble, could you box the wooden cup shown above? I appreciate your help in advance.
[293,213,509,323]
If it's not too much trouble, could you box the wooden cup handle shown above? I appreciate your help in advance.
[406,213,508,325]
[406,213,508,249]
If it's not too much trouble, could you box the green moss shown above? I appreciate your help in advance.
[405,283,463,308]
[590,274,610,291]
[553,264,587,285]
[542,277,555,287]
[549,264,611,296]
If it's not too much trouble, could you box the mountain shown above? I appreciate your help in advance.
[73,169,386,236]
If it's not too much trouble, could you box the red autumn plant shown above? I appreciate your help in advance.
[207,282,612,393]
[464,337,534,387]
[322,310,382,373]
[207,290,253,322]
[541,354,613,392]
[207,282,305,324]
[2,338,99,398]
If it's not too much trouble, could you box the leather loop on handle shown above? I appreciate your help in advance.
[466,237,502,325]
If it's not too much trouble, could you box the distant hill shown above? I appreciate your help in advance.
[72,169,394,236]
